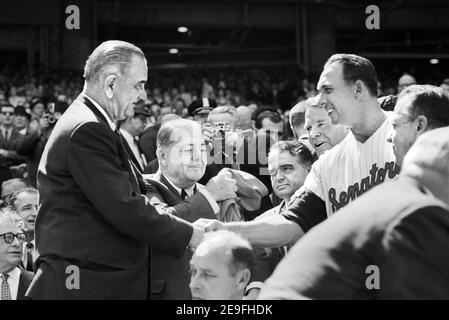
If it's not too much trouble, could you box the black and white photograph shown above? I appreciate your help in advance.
[0,0,448,307]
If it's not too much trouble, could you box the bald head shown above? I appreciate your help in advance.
[402,126,449,205]
[190,230,253,300]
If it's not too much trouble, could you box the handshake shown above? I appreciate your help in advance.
[188,217,228,251]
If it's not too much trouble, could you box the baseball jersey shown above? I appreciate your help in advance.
[283,111,400,231]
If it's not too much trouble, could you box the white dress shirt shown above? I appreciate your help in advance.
[0,267,20,300]
[164,174,219,214]
[120,129,145,169]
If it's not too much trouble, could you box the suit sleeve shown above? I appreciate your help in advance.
[145,182,216,222]
[380,205,449,299]
[67,122,193,258]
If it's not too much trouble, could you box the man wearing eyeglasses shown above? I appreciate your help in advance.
[0,104,27,186]
[0,213,33,300]
[388,85,449,168]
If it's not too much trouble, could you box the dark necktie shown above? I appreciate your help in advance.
[1,274,11,300]
[181,189,188,200]
[25,242,34,272]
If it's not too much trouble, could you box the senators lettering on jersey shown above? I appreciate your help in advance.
[328,161,400,213]
[282,111,398,233]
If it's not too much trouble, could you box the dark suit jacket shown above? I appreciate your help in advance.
[0,127,26,184]
[26,94,193,300]
[18,268,34,300]
[145,171,216,300]
[139,124,159,163]
[17,129,53,188]
[250,201,287,286]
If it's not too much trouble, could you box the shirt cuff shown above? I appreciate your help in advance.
[199,189,220,214]
[245,281,264,294]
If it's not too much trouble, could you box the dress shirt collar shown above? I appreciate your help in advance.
[119,129,135,145]
[161,172,196,198]
[82,92,116,131]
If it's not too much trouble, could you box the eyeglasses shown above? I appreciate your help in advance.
[0,232,26,244]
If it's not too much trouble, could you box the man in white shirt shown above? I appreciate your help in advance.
[119,103,150,172]
[0,213,33,300]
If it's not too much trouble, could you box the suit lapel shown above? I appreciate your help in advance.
[121,135,144,173]
[159,173,183,201]
[17,269,28,300]
[0,128,12,149]
[83,96,144,194]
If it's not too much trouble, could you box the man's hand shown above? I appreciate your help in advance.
[39,117,50,129]
[205,170,237,202]
[188,225,204,251]
[202,122,216,144]
[0,149,8,157]
[193,218,227,233]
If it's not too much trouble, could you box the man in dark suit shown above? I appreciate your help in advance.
[26,40,204,300]
[145,119,237,300]
[0,103,27,185]
[245,140,315,299]
[0,213,33,300]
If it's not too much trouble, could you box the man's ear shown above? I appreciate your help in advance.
[354,80,364,98]
[156,147,166,167]
[236,269,251,291]
[104,74,117,99]
[416,115,428,135]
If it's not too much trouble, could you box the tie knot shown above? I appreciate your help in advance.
[1,274,8,281]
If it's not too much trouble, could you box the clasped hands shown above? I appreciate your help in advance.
[188,218,227,252]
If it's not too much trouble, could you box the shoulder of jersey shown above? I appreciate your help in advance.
[317,132,352,165]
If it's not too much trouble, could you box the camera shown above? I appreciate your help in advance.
[43,102,62,126]
[212,121,231,136]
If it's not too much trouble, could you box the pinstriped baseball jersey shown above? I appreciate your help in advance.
[303,111,400,216]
